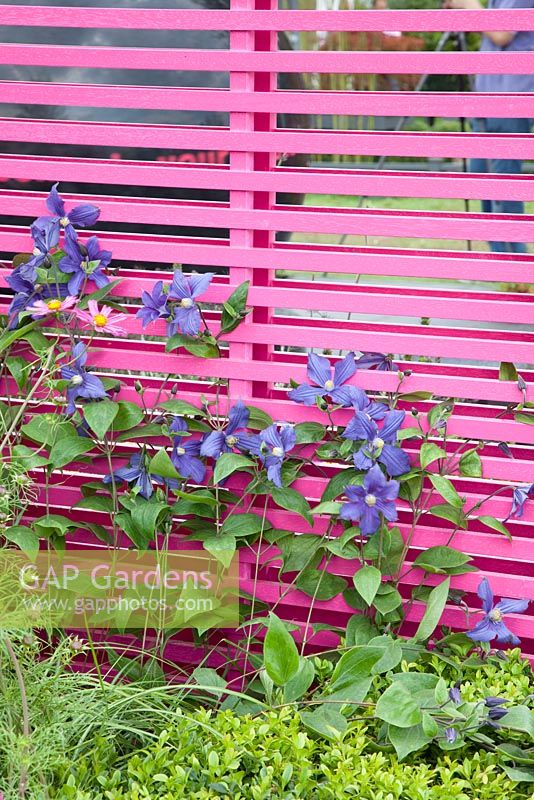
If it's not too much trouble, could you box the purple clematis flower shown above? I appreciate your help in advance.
[200,401,256,460]
[444,727,457,744]
[467,578,529,646]
[167,271,214,337]
[288,352,356,407]
[42,183,100,243]
[18,218,61,282]
[342,409,410,477]
[449,685,462,705]
[341,385,388,419]
[339,464,399,536]
[251,423,296,488]
[506,483,534,521]
[60,342,107,415]
[136,280,170,329]
[355,351,397,372]
[103,451,154,500]
[170,417,206,484]
[59,236,111,296]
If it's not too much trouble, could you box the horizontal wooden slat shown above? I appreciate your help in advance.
[1,118,533,159]
[1,44,534,75]
[0,7,533,32]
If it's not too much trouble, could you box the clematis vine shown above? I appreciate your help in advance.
[167,270,214,337]
[251,423,297,488]
[342,409,410,477]
[288,352,356,407]
[506,483,534,521]
[40,182,100,243]
[60,342,107,415]
[170,417,206,484]
[59,236,111,296]
[76,300,128,336]
[467,578,529,646]
[339,464,399,536]
[200,401,256,460]
[103,452,155,500]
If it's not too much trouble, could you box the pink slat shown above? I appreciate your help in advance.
[1,220,532,281]
[0,7,533,31]
[1,81,534,120]
[1,44,534,75]
[4,189,534,242]
[3,153,534,203]
[1,118,533,159]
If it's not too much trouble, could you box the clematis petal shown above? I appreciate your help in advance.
[343,411,377,442]
[72,342,88,367]
[307,353,331,389]
[375,496,398,522]
[495,598,529,615]
[492,620,520,645]
[363,464,387,494]
[367,401,389,421]
[288,384,325,406]
[359,505,381,536]
[379,409,406,443]
[46,183,65,217]
[266,458,283,488]
[467,617,495,642]
[339,501,362,522]
[477,578,494,615]
[174,306,201,337]
[79,374,107,401]
[235,433,261,455]
[260,424,282,451]
[226,401,250,434]
[333,351,356,387]
[189,271,214,299]
[200,431,226,459]
[353,448,375,471]
[280,425,296,453]
[68,203,100,228]
[344,484,366,503]
[379,444,410,477]
[329,385,358,408]
[67,271,85,296]
[169,270,190,300]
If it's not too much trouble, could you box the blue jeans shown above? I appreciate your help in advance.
[470,117,531,254]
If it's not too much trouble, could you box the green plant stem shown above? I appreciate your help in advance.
[4,637,30,799]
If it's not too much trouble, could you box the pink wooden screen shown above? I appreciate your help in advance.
[0,3,533,662]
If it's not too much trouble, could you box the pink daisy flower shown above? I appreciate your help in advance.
[75,300,128,337]
[26,295,78,317]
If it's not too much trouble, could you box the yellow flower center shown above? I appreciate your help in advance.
[272,446,284,458]
[364,494,377,507]
[489,609,502,623]
[93,314,108,328]
[324,379,335,391]
[226,435,238,446]
[47,299,62,311]
[372,437,384,449]
[60,216,69,227]
[180,297,194,308]
[32,247,42,256]
[175,446,186,456]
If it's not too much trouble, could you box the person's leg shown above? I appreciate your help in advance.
[485,117,529,253]
[469,119,492,215]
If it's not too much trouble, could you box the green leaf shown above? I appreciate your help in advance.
[84,400,119,441]
[388,723,431,759]
[34,514,76,537]
[213,453,254,485]
[296,569,347,601]
[5,355,30,391]
[283,657,315,703]
[372,584,403,614]
[458,449,483,478]
[159,399,204,417]
[148,448,180,480]
[502,765,534,783]
[327,645,385,704]
[369,637,403,674]
[499,361,518,382]
[220,280,250,335]
[77,278,122,310]
[246,406,273,431]
[353,565,382,607]
[399,391,433,401]
[475,515,512,541]
[294,422,326,444]
[499,705,534,737]
[74,495,114,514]
[300,705,347,740]
[48,436,94,469]
[312,501,342,516]
[204,533,236,569]
[397,427,422,441]
[363,526,404,576]
[130,500,170,547]
[116,423,164,442]
[0,319,39,356]
[429,475,463,508]
[272,487,313,525]
[420,442,447,469]
[422,712,439,739]
[413,546,472,575]
[112,401,144,431]
[264,612,299,686]
[220,513,264,539]
[191,667,227,698]
[4,525,40,560]
[345,615,379,647]
[514,412,534,426]
[11,444,49,469]
[428,504,468,528]
[166,334,219,359]
[412,578,450,642]
[399,473,423,504]
[376,683,423,728]
[427,401,454,431]
[278,534,323,574]
[321,469,363,503]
